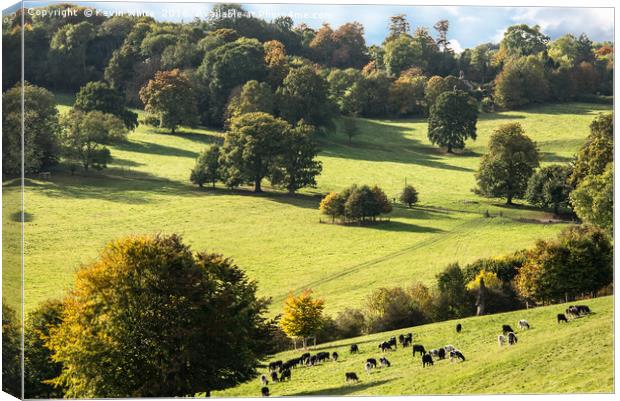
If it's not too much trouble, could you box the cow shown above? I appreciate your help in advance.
[379,341,392,352]
[557,313,568,323]
[332,352,339,362]
[300,352,311,364]
[279,369,291,382]
[508,332,518,345]
[450,350,466,362]
[350,344,360,354]
[365,362,373,374]
[437,348,446,360]
[345,372,359,382]
[456,323,462,333]
[260,374,269,386]
[443,345,455,353]
[502,325,514,335]
[498,334,506,347]
[309,355,317,366]
[366,358,378,368]
[412,344,426,356]
[270,371,278,383]
[422,353,434,367]
[576,305,591,315]
[316,351,330,363]
[388,336,398,349]
[402,337,412,347]
[261,387,270,397]
[268,360,283,372]
[398,334,405,345]
[379,356,391,367]
[566,306,579,318]
[518,320,530,330]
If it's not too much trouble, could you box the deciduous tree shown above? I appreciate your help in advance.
[427,90,478,153]
[280,290,325,348]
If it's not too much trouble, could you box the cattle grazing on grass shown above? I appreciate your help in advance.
[508,332,518,345]
[345,372,359,382]
[270,371,278,383]
[388,336,397,349]
[309,355,317,366]
[332,352,339,362]
[365,362,373,374]
[261,374,268,386]
[518,320,530,330]
[450,350,465,362]
[269,360,283,372]
[316,351,330,363]
[502,325,514,334]
[566,306,579,318]
[422,353,434,367]
[576,305,591,315]
[437,348,446,360]
[366,358,378,368]
[350,344,359,354]
[557,313,568,323]
[498,334,506,346]
[456,323,462,333]
[261,387,269,397]
[279,368,291,382]
[379,341,392,352]
[398,334,405,344]
[412,344,426,356]
[402,337,412,347]
[379,356,391,367]
[300,352,311,364]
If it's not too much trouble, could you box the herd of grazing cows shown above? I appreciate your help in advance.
[259,305,593,396]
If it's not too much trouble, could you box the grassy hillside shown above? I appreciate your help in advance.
[4,101,611,314]
[215,296,613,396]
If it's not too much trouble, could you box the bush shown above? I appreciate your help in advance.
[480,97,495,112]
[399,185,419,207]
[333,308,366,338]
[364,287,429,333]
[319,184,392,224]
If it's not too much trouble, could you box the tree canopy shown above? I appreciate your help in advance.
[427,90,478,152]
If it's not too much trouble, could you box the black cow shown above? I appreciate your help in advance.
[402,337,412,347]
[412,344,426,356]
[437,348,446,360]
[388,336,397,349]
[309,355,317,366]
[422,353,433,367]
[557,313,568,323]
[270,371,278,383]
[576,305,591,315]
[279,369,291,382]
[398,334,405,345]
[502,325,514,334]
[345,372,359,382]
[379,341,392,352]
[366,358,377,368]
[316,351,330,363]
[332,352,339,362]
[508,332,518,345]
[350,344,359,354]
[299,352,311,364]
[456,323,462,333]
[566,306,579,317]
[261,387,270,397]
[379,356,391,367]
[450,350,465,362]
[268,360,283,372]
[261,374,269,386]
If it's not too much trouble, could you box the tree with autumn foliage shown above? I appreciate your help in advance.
[46,234,273,397]
[139,69,199,134]
[280,290,325,348]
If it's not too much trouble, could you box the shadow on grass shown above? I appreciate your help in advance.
[10,211,34,222]
[167,130,224,146]
[540,152,573,163]
[322,119,475,173]
[191,186,324,210]
[115,139,199,159]
[333,220,445,233]
[290,379,393,396]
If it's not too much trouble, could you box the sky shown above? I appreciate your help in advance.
[6,2,615,51]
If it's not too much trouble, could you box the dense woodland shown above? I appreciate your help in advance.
[1,3,615,398]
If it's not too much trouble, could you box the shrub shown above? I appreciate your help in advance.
[399,185,419,207]
[364,287,429,333]
[333,308,366,338]
[319,184,392,224]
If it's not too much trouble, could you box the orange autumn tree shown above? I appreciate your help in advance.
[280,290,325,349]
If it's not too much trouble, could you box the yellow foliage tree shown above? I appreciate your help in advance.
[280,290,325,348]
[466,270,501,291]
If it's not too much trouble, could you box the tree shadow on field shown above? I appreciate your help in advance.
[190,186,323,210]
[322,119,474,173]
[290,379,393,396]
[115,140,199,159]
[522,102,612,116]
[338,220,445,233]
[478,112,526,122]
[166,130,224,146]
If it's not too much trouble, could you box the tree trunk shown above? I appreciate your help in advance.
[506,194,513,205]
[447,145,453,153]
[254,177,262,193]
[212,181,216,189]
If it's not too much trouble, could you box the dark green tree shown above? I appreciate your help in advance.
[435,263,474,319]
[220,112,289,192]
[427,90,478,153]
[526,164,573,214]
[342,117,360,143]
[75,81,138,130]
[475,123,539,204]
[570,162,613,232]
[2,83,61,175]
[494,56,549,109]
[400,185,419,207]
[276,65,335,128]
[269,121,323,194]
[24,300,65,399]
[569,113,613,186]
[225,80,274,123]
[190,146,222,189]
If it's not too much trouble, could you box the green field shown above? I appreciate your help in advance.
[3,100,611,315]
[216,296,614,396]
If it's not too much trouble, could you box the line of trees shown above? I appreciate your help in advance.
[319,184,392,223]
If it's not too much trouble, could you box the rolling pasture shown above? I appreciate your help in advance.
[4,100,611,315]
[215,296,614,396]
